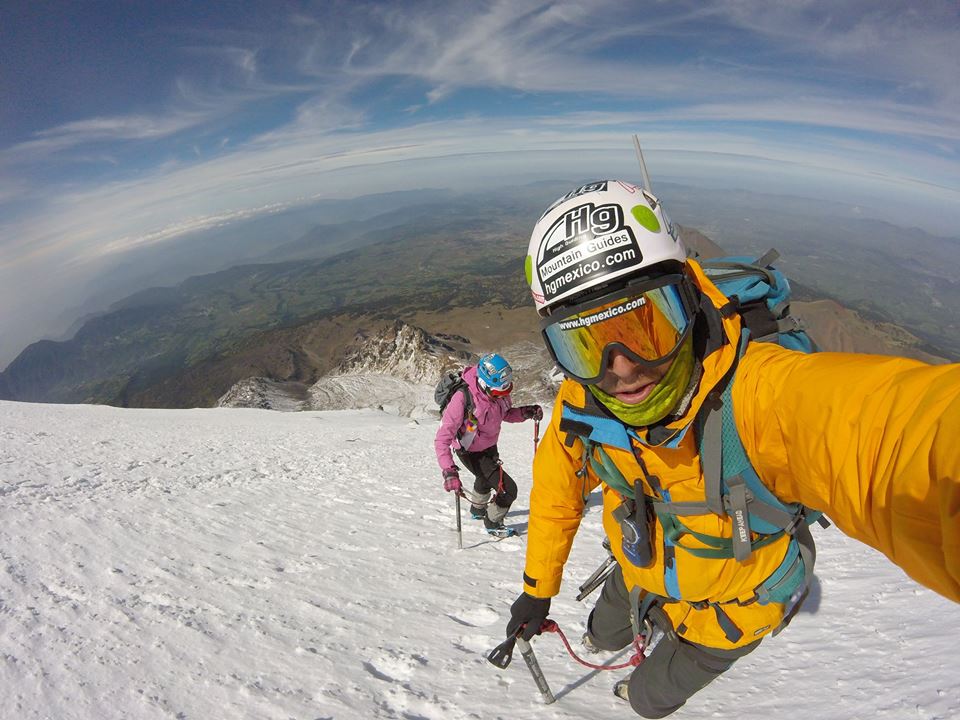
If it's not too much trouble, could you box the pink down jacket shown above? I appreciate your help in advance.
[434,365,525,472]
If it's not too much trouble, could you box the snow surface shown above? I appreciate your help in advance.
[1,399,957,720]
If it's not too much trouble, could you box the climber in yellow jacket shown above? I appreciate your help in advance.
[505,179,960,718]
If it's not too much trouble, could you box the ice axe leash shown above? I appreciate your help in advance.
[538,619,647,671]
[487,619,649,703]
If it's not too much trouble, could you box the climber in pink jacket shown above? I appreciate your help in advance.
[434,353,542,537]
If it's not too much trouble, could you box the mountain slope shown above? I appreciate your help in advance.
[1,399,957,719]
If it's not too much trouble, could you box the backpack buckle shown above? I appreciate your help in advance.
[783,508,806,536]
[777,315,804,333]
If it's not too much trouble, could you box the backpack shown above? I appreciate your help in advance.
[663,249,827,634]
[434,369,479,449]
[434,369,473,414]
[699,249,817,353]
[561,249,827,641]
[694,248,825,559]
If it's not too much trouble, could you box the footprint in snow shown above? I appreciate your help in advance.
[447,605,499,627]
[362,648,428,682]
[454,633,495,654]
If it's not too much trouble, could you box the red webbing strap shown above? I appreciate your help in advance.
[539,620,646,671]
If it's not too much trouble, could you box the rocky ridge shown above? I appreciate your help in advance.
[218,320,561,417]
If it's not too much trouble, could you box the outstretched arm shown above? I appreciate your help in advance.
[504,406,526,423]
[736,344,960,602]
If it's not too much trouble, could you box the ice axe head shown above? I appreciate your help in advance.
[487,635,517,668]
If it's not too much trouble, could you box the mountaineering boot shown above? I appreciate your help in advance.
[613,678,630,702]
[484,517,518,538]
[470,506,487,520]
[581,632,601,654]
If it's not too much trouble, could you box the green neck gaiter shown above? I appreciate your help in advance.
[588,335,695,427]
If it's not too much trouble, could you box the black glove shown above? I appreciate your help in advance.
[505,592,551,640]
[521,405,544,421]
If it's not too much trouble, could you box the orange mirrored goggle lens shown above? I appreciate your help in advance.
[543,281,693,382]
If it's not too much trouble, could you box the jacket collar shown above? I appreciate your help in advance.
[640,259,742,446]
[560,259,743,449]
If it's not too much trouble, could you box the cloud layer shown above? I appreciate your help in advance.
[1,0,958,365]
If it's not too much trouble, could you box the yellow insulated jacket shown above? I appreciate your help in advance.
[522,260,960,650]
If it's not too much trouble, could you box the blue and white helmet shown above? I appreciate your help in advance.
[476,353,513,396]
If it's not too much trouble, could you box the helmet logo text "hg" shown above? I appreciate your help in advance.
[536,202,641,302]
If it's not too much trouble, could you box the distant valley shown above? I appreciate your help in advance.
[1,183,956,409]
[0,195,540,406]
[659,182,960,359]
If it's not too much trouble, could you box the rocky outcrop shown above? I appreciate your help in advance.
[304,321,475,418]
[334,320,472,383]
[216,377,310,411]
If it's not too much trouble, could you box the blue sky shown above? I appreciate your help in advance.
[1,0,959,364]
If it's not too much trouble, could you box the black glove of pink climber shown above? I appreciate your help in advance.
[521,405,543,421]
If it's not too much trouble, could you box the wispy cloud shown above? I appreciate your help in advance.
[6,1,957,171]
[709,1,960,107]
[3,113,209,160]
[1,0,958,365]
[3,112,955,272]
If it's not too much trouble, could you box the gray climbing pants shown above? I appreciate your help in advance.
[587,564,761,718]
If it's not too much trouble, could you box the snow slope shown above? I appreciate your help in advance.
[1,400,957,720]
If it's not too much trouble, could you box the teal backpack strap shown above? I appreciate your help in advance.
[698,327,748,521]
[695,331,826,614]
[560,402,637,505]
[771,524,818,633]
[700,389,726,516]
[591,445,635,498]
[716,373,763,562]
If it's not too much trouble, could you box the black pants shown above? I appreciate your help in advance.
[587,564,760,718]
[455,445,517,523]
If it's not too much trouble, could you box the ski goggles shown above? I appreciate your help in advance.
[540,274,698,384]
[486,383,512,397]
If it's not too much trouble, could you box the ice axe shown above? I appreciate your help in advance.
[576,553,617,602]
[455,492,463,550]
[487,628,556,704]
[533,418,540,452]
[516,635,555,703]
[576,538,617,601]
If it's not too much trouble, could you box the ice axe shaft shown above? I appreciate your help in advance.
[516,636,555,704]
[576,554,617,602]
[487,624,555,704]
[533,419,540,452]
[455,493,462,549]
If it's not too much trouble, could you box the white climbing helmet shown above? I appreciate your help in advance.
[524,180,687,317]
